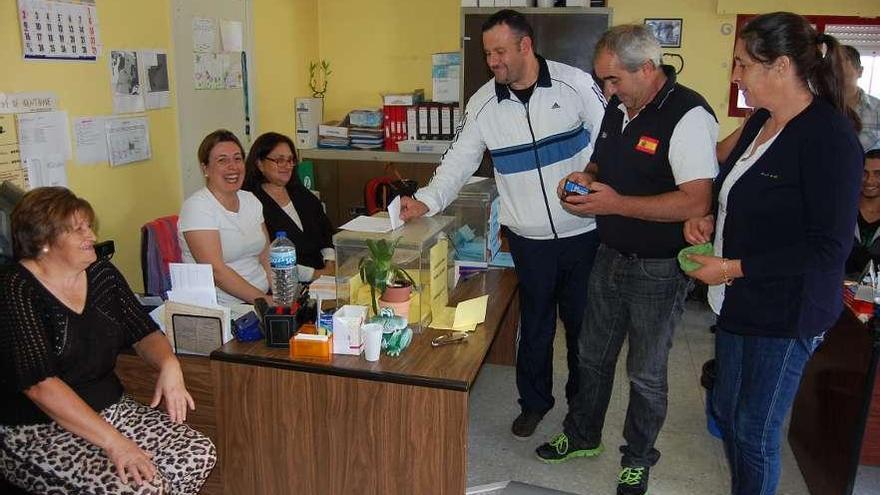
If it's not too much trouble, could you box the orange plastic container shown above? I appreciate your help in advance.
[290,333,332,360]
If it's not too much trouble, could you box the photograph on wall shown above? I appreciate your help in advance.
[644,18,683,48]
[140,50,171,109]
[110,50,145,113]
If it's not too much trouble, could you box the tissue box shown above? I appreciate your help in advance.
[332,305,368,355]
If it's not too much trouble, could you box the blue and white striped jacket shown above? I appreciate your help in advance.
[415,56,606,240]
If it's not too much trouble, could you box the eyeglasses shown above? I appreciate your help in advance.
[264,155,295,167]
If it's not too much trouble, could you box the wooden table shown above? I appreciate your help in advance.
[210,269,519,495]
[788,309,880,495]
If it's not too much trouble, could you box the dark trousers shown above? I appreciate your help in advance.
[507,229,599,415]
[713,328,820,495]
[563,244,690,467]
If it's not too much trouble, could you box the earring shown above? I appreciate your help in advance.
[41,246,49,254]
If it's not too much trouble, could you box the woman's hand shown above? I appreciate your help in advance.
[683,215,715,245]
[686,255,743,285]
[150,361,194,424]
[104,435,157,486]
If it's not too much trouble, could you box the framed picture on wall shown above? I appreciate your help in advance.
[644,18,683,48]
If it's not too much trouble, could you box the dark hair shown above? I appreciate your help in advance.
[867,149,880,161]
[842,45,862,70]
[12,187,96,260]
[739,13,859,130]
[481,9,534,47]
[197,129,245,167]
[243,132,299,191]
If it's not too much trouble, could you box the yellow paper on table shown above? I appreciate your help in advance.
[430,305,458,330]
[453,294,488,329]
[428,294,486,332]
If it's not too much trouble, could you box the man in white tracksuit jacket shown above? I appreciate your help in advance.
[400,9,606,439]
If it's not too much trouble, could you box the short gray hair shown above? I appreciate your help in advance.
[595,25,662,72]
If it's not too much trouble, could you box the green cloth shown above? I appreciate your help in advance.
[677,242,714,272]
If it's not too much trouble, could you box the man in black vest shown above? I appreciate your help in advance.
[534,25,719,495]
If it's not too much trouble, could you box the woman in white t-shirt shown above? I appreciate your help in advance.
[178,129,272,306]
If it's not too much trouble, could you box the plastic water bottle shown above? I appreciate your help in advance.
[269,231,298,306]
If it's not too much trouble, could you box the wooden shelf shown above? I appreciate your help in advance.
[299,148,442,164]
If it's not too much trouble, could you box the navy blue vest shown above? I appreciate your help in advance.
[592,66,716,258]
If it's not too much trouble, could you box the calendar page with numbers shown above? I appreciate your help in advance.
[17,0,101,61]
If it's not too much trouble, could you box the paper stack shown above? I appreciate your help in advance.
[318,121,350,149]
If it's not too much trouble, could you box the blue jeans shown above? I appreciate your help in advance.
[713,328,821,495]
[507,229,600,414]
[563,244,691,467]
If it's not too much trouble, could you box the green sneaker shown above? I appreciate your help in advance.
[535,433,603,464]
[617,466,650,495]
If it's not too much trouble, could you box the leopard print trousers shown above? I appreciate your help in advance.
[0,395,216,494]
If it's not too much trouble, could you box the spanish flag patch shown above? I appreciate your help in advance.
[635,136,659,155]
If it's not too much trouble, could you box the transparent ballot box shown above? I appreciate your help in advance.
[442,178,500,265]
[334,214,454,331]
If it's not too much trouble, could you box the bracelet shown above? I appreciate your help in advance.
[720,258,734,286]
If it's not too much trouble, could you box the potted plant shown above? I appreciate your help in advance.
[358,238,415,317]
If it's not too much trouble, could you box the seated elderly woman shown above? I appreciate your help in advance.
[243,132,336,282]
[179,129,272,306]
[0,187,216,494]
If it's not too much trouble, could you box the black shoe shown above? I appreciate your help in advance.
[511,410,544,439]
[535,432,603,464]
[617,465,650,495]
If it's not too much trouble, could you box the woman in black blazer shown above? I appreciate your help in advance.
[682,12,862,495]
[243,132,335,282]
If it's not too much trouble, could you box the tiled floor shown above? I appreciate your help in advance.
[466,301,810,494]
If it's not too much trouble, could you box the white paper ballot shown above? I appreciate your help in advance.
[388,196,403,231]
[340,215,393,233]
[168,263,218,307]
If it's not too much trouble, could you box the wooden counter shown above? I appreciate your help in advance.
[788,309,880,495]
[210,269,518,494]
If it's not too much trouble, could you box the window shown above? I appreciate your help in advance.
[728,15,880,117]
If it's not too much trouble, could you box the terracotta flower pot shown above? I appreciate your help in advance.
[377,298,410,320]
[380,283,412,303]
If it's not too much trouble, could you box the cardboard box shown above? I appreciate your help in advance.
[397,139,452,154]
[332,305,368,355]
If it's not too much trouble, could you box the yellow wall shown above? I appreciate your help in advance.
[0,0,312,289]
[317,0,461,120]
[1,0,182,289]
[253,0,319,137]
[315,0,880,132]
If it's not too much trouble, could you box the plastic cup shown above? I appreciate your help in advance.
[362,323,383,362]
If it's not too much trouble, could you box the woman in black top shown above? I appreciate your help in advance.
[0,187,215,494]
[243,132,335,282]
[683,13,862,495]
